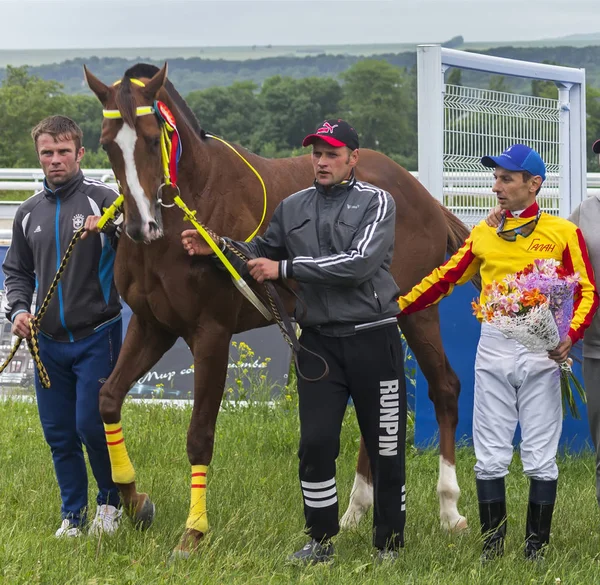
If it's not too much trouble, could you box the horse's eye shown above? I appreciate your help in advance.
[146,136,161,150]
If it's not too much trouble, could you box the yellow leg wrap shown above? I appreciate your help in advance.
[104,422,136,484]
[185,465,208,533]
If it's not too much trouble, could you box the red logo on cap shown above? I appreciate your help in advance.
[317,122,338,135]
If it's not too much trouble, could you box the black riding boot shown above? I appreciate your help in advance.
[525,478,557,560]
[477,477,507,560]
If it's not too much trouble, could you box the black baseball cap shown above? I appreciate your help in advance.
[302,119,359,150]
[593,139,600,154]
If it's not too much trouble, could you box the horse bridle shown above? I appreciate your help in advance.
[102,79,329,382]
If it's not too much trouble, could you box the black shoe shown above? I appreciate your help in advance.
[287,539,334,565]
[375,548,399,564]
[524,479,557,561]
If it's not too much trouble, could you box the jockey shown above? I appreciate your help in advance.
[399,144,598,560]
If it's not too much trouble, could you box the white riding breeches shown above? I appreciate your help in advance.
[473,323,562,481]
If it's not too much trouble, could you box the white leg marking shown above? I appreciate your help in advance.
[114,124,162,241]
[340,472,373,529]
[438,455,468,532]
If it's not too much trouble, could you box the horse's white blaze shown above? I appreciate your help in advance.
[340,472,373,529]
[114,123,162,241]
[437,456,467,531]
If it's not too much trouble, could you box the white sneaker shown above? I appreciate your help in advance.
[88,504,123,536]
[55,519,83,538]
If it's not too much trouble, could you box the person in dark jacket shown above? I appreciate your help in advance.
[2,116,123,537]
[181,119,406,564]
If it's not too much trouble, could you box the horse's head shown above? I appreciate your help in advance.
[84,63,171,244]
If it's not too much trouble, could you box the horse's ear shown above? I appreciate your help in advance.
[84,65,111,105]
[142,63,168,100]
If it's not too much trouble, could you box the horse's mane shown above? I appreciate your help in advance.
[122,63,206,139]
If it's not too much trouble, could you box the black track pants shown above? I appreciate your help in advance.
[296,323,407,549]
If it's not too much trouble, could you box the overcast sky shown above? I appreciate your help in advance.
[0,0,598,50]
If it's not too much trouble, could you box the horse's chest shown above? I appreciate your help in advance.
[115,247,187,327]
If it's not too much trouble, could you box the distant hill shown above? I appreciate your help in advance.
[550,33,600,41]
[2,44,600,95]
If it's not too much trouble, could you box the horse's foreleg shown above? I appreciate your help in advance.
[400,309,467,532]
[100,314,177,529]
[174,321,231,557]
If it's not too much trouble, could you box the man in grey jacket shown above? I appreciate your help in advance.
[2,115,122,537]
[181,119,406,563]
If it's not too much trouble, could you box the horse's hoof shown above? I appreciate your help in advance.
[169,549,190,563]
[172,528,205,558]
[340,510,363,530]
[452,516,468,532]
[131,494,155,530]
[442,515,468,533]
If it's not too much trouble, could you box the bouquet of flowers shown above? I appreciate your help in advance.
[472,258,585,418]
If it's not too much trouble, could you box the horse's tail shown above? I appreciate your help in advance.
[438,201,482,291]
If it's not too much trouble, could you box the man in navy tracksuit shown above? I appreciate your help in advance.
[182,120,406,564]
[2,116,123,537]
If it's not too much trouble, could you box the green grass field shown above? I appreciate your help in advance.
[0,397,598,584]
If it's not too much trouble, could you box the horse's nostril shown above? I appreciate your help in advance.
[148,221,159,233]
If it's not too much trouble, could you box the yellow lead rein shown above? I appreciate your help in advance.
[173,195,272,321]
[97,194,125,231]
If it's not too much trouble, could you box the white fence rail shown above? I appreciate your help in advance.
[2,169,599,217]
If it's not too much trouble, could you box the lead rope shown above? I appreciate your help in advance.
[209,234,329,382]
[0,196,125,388]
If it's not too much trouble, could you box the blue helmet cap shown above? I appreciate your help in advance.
[481,144,546,182]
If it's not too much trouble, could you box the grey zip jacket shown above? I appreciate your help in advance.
[3,171,122,342]
[223,175,400,335]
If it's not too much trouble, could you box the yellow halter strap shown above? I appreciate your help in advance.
[102,78,155,119]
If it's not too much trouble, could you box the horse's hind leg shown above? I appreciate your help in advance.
[341,308,467,532]
[99,314,177,529]
[340,436,373,529]
[400,308,467,531]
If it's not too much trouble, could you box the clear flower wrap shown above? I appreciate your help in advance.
[473,259,584,418]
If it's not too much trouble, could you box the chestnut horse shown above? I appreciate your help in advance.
[84,62,469,556]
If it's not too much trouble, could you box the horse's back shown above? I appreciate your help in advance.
[257,149,448,291]
[355,150,448,291]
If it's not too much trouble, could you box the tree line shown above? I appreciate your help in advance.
[3,45,600,95]
[1,60,600,172]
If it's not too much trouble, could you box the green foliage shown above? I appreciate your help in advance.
[3,55,600,176]
[256,76,344,153]
[340,60,416,158]
[0,66,70,167]
[0,66,109,169]
[187,81,264,149]
[587,86,600,171]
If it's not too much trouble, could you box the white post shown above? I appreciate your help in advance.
[567,77,586,211]
[417,45,444,202]
[557,83,572,219]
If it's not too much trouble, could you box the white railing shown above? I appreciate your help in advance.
[0,168,116,193]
